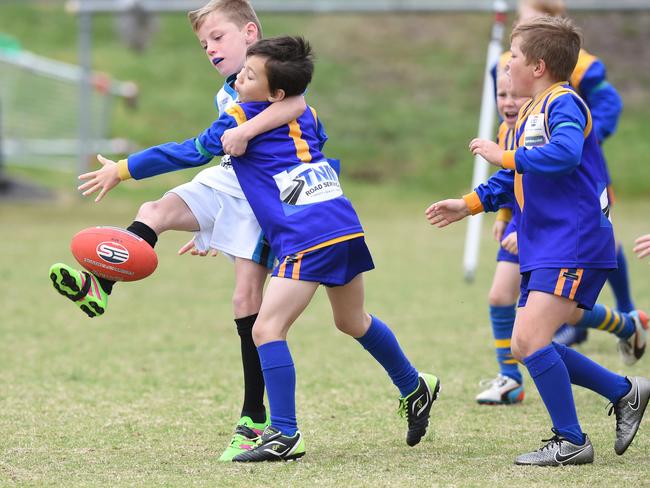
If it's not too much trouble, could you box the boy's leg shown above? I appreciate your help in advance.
[49,193,197,317]
[479,261,524,405]
[567,305,648,365]
[233,277,318,462]
[326,274,440,447]
[218,258,268,461]
[608,243,635,313]
[512,291,593,465]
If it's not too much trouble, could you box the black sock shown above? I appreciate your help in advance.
[127,221,158,249]
[235,313,266,423]
[96,221,158,295]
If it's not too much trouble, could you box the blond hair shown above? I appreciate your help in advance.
[511,16,581,81]
[519,0,566,17]
[188,0,262,39]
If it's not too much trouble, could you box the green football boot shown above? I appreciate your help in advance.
[398,373,441,446]
[49,263,108,318]
[219,415,269,462]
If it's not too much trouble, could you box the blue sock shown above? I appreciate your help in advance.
[356,315,419,397]
[489,304,522,383]
[523,345,584,445]
[608,245,635,313]
[552,342,631,402]
[257,341,297,436]
[574,304,635,339]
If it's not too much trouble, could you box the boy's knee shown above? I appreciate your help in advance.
[232,288,262,318]
[135,200,162,224]
[333,312,370,337]
[510,335,528,361]
[488,287,517,307]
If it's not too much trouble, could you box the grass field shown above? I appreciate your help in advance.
[1,181,649,486]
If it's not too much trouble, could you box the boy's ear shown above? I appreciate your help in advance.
[532,58,546,78]
[268,88,286,103]
[244,22,258,44]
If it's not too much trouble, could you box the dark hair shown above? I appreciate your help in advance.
[246,36,314,97]
[511,16,581,81]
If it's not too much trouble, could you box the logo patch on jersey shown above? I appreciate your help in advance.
[96,242,129,264]
[524,113,548,149]
[274,160,342,206]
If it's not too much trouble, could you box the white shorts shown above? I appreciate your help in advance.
[167,180,274,267]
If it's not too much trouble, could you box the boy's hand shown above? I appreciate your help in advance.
[493,220,507,242]
[178,238,219,257]
[221,126,250,156]
[501,231,518,255]
[633,234,650,260]
[469,138,504,167]
[78,154,121,202]
[425,199,470,228]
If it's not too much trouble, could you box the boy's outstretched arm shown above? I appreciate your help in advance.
[425,199,471,228]
[221,95,306,156]
[78,154,122,202]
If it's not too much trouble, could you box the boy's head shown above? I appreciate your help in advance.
[188,0,262,77]
[496,70,530,129]
[508,16,581,96]
[517,0,566,22]
[235,36,314,103]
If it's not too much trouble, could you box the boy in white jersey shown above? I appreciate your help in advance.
[48,0,305,461]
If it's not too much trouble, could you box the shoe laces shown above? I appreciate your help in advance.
[228,424,260,447]
[397,397,408,419]
[539,428,564,451]
[606,402,622,433]
[478,374,508,388]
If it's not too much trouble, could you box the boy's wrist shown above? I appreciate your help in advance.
[117,159,132,180]
[502,150,516,170]
[496,207,512,222]
[462,192,484,215]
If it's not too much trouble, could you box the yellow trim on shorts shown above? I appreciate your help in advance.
[568,269,584,300]
[554,269,568,296]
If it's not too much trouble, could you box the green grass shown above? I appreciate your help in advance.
[1,184,649,486]
[1,3,650,196]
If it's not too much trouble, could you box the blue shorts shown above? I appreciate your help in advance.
[518,267,611,310]
[496,220,519,264]
[272,236,375,287]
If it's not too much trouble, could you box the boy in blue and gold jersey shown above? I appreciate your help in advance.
[476,72,529,406]
[428,17,649,467]
[493,1,636,349]
[79,35,440,463]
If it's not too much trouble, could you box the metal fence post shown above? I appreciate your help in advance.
[78,7,93,182]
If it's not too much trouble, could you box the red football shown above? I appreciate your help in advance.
[70,226,158,282]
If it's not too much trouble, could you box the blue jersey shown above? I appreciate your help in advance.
[124,101,363,258]
[468,82,616,272]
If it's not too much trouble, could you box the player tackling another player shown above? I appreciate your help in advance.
[56,35,441,462]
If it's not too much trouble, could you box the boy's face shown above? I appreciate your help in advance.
[496,75,530,128]
[197,11,258,77]
[235,55,273,103]
[507,36,536,98]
